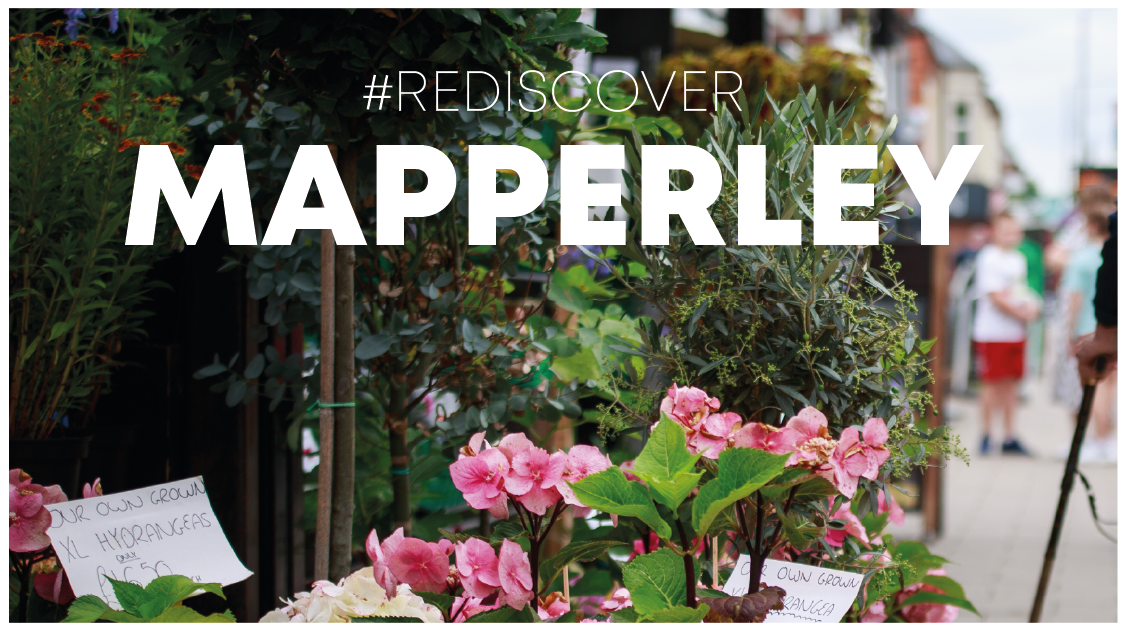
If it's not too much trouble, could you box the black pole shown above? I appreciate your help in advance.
[1029,356,1107,622]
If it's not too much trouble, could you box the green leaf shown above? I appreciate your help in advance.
[414,591,455,613]
[646,470,704,513]
[539,540,625,591]
[63,595,114,623]
[640,604,709,623]
[622,549,686,616]
[570,468,671,539]
[899,592,979,617]
[428,39,466,64]
[631,416,702,510]
[107,576,150,617]
[691,448,789,535]
[149,605,236,622]
[633,415,699,481]
[607,607,638,623]
[489,520,526,544]
[921,575,966,601]
[759,468,818,499]
[464,606,535,623]
[135,576,225,620]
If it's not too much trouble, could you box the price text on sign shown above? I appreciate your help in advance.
[722,555,863,623]
[45,476,252,608]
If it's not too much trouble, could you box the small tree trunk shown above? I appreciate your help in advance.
[329,147,358,580]
[314,235,337,580]
[389,380,412,537]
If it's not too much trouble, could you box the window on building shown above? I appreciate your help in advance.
[954,101,970,145]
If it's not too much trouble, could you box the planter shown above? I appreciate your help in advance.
[10,434,93,499]
[81,424,140,495]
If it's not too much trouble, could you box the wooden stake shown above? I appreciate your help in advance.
[563,565,569,603]
[314,228,336,582]
[712,535,719,588]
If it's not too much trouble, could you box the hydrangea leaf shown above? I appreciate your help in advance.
[570,468,671,539]
[691,448,789,535]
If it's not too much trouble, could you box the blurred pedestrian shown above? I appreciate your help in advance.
[973,212,1039,455]
[1074,210,1118,461]
[1055,203,1116,462]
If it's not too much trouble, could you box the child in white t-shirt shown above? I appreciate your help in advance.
[973,212,1039,456]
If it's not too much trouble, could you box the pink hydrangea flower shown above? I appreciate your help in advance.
[386,536,453,594]
[660,384,720,426]
[619,460,640,482]
[732,422,798,455]
[505,447,566,516]
[898,569,959,623]
[365,527,404,593]
[496,433,535,461]
[82,478,102,498]
[538,592,571,619]
[877,488,905,526]
[450,448,511,519]
[860,600,887,623]
[629,532,660,561]
[496,539,534,611]
[455,538,501,599]
[556,445,612,515]
[657,384,724,456]
[451,595,493,622]
[693,412,743,459]
[824,427,869,499]
[34,569,75,605]
[824,505,869,548]
[9,469,66,553]
[859,418,891,479]
[600,587,632,612]
[781,407,838,468]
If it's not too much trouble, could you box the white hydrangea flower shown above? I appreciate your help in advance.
[259,567,442,623]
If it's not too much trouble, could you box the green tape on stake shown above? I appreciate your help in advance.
[390,468,409,476]
[305,399,357,413]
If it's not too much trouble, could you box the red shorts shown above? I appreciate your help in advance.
[974,341,1025,382]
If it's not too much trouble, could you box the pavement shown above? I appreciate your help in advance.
[887,377,1118,622]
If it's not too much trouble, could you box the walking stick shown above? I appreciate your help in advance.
[1029,356,1107,622]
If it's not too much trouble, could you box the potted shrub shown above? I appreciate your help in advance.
[8,26,186,496]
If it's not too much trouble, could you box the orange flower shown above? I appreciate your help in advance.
[10,34,27,42]
[110,47,142,65]
[10,95,22,104]
[117,138,149,152]
[69,39,91,50]
[183,164,204,180]
[92,91,111,103]
[36,36,64,50]
[161,142,187,155]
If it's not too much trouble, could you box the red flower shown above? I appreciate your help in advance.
[69,39,91,50]
[162,142,187,155]
[183,164,204,180]
[10,34,28,42]
[92,91,111,104]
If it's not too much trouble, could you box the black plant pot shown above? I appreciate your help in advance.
[10,434,94,500]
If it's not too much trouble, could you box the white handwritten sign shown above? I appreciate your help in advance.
[45,477,252,608]
[722,556,863,623]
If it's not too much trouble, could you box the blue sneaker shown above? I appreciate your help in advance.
[981,435,991,455]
